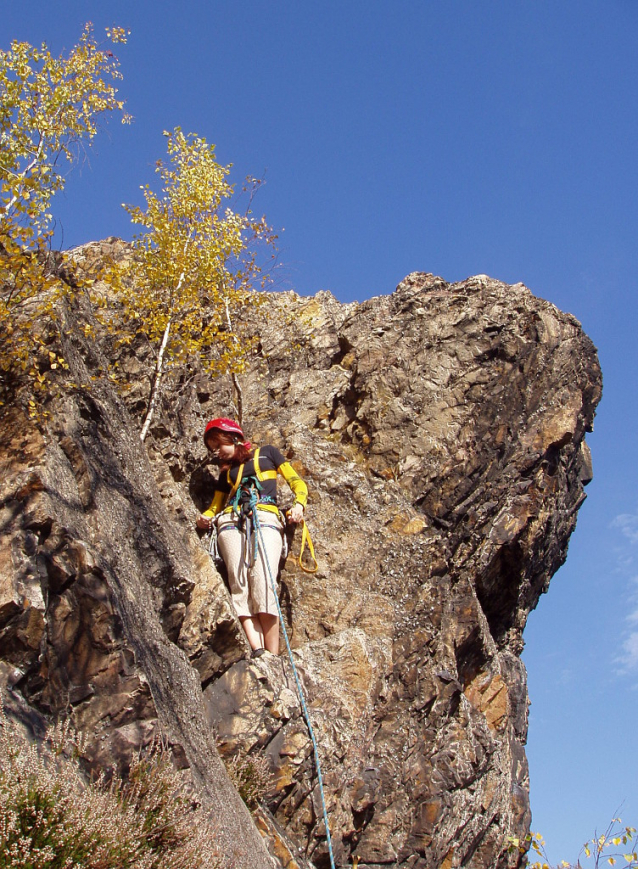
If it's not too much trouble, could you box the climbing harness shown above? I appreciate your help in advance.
[226,467,281,567]
[248,488,336,869]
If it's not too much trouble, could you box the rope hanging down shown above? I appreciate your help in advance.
[250,499,336,869]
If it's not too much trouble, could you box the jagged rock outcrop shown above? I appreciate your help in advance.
[0,247,601,869]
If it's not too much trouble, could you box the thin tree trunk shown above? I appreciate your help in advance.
[230,371,243,426]
[225,299,244,425]
[140,268,186,442]
[140,317,171,442]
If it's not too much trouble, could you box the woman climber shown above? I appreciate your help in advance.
[196,418,308,658]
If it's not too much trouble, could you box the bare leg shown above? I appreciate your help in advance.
[258,614,279,655]
[239,616,265,651]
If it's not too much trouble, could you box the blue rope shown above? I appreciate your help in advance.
[249,494,337,869]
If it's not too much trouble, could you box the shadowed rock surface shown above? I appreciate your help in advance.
[0,246,601,869]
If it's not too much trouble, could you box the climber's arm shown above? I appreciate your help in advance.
[203,489,227,518]
[196,489,227,529]
[277,461,308,524]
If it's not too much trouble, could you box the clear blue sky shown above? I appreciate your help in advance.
[4,2,638,863]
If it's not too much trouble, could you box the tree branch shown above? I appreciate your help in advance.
[225,298,244,425]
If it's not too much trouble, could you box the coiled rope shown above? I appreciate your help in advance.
[250,498,336,869]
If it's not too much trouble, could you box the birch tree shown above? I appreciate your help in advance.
[0,24,130,405]
[111,128,276,441]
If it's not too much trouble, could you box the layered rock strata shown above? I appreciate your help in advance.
[0,252,601,869]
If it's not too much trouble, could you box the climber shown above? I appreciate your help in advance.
[196,418,308,658]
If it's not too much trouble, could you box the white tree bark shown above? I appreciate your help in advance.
[140,267,187,442]
[140,317,172,442]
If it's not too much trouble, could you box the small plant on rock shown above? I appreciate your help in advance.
[224,751,274,811]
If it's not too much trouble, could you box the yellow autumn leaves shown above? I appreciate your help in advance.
[509,819,638,868]
[109,128,275,439]
[1,25,274,426]
[0,24,130,406]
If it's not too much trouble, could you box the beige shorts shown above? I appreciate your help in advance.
[216,510,283,618]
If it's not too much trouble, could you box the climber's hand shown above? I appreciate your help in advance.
[287,503,304,524]
[197,514,213,530]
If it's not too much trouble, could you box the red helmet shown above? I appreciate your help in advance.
[204,418,246,443]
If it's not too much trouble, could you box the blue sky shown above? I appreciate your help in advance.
[4,2,638,863]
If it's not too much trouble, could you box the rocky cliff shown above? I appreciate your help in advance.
[0,246,601,869]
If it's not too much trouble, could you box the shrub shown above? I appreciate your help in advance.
[224,752,274,811]
[0,710,222,869]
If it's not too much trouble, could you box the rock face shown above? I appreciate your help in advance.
[0,250,601,869]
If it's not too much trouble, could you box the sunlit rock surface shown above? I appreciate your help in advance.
[0,245,601,869]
